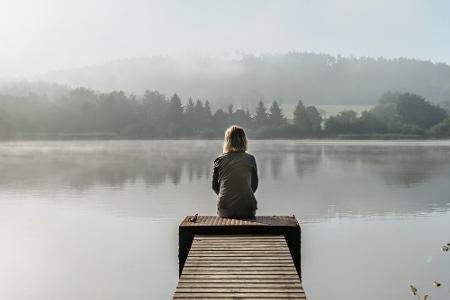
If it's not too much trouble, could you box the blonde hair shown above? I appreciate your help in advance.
[223,125,248,153]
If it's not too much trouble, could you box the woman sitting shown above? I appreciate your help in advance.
[212,125,258,218]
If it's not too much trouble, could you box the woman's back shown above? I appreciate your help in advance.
[212,126,258,218]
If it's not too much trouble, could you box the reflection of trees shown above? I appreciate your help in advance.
[251,149,287,180]
[2,140,450,219]
[249,144,323,180]
[375,151,448,187]
[2,141,449,191]
[258,142,450,219]
[256,156,269,180]
[270,155,283,179]
[186,154,210,182]
[293,146,323,178]
[323,145,450,187]
[0,141,220,190]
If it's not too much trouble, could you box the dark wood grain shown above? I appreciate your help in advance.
[173,234,307,299]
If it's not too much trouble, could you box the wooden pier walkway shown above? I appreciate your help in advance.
[173,216,306,299]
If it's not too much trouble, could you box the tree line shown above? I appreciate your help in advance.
[0,87,449,139]
[324,92,450,138]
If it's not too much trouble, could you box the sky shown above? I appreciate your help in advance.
[1,0,450,78]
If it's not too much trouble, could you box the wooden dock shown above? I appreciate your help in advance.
[173,216,306,299]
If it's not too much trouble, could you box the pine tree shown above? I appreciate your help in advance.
[204,100,212,118]
[185,97,195,115]
[254,100,269,127]
[213,109,228,131]
[141,90,167,137]
[231,109,252,128]
[194,99,204,116]
[293,100,311,131]
[204,100,213,127]
[184,97,195,133]
[306,106,322,134]
[168,94,184,118]
[194,99,204,130]
[268,100,286,126]
[167,93,184,136]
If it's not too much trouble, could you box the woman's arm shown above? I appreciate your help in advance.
[212,158,220,195]
[251,156,258,193]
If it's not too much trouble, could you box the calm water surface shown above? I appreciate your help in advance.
[1,140,449,300]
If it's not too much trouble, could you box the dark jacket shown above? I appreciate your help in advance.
[212,151,258,218]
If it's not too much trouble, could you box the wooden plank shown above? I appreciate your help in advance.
[185,263,294,267]
[181,271,298,275]
[195,236,286,239]
[185,260,293,264]
[180,216,299,227]
[188,250,292,254]
[182,275,299,280]
[185,259,294,263]
[183,266,297,271]
[187,254,292,258]
[177,283,303,288]
[175,288,304,293]
[190,247,288,250]
[186,257,293,261]
[185,260,293,263]
[174,298,305,300]
[173,298,305,300]
[179,279,301,284]
[194,239,286,242]
[173,292,306,298]
[191,244,288,247]
[179,277,300,281]
[173,234,306,299]
[193,242,286,245]
[177,277,302,285]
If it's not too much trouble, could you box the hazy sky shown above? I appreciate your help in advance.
[1,0,449,78]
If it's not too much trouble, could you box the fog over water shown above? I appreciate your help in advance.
[2,1,450,299]
[1,140,449,300]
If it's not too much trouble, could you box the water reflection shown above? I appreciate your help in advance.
[0,140,218,190]
[2,140,450,300]
[322,145,450,187]
[293,146,322,178]
[1,140,450,218]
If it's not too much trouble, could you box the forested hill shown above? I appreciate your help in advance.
[30,53,450,106]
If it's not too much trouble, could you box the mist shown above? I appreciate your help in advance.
[35,53,450,106]
[1,0,450,78]
[3,2,450,300]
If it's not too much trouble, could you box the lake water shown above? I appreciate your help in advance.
[1,140,449,300]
